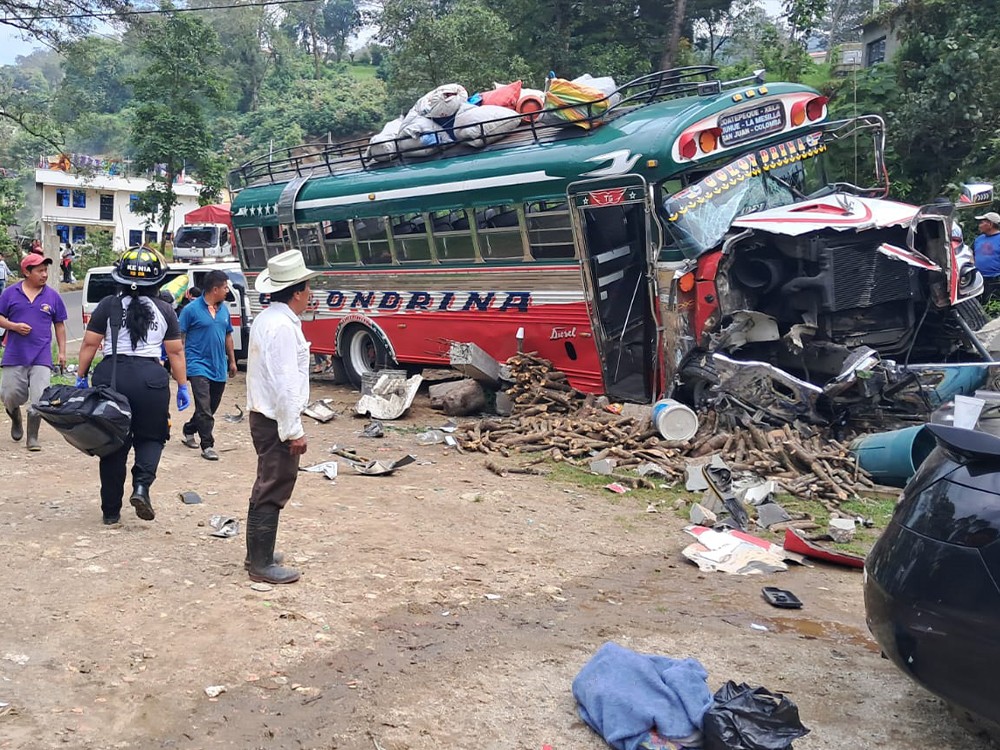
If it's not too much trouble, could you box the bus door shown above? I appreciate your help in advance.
[568,176,657,403]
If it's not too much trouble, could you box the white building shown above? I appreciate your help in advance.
[35,168,204,254]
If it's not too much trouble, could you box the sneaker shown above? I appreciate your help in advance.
[181,434,199,449]
[201,447,219,461]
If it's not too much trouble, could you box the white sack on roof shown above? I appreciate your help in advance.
[454,105,521,148]
[366,116,404,162]
[414,83,469,119]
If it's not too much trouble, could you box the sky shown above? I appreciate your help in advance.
[0,26,45,65]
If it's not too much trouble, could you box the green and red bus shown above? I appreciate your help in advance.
[229,66,987,417]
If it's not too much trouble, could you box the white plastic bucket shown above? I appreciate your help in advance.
[652,398,699,441]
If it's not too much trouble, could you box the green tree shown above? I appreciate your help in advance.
[129,7,225,253]
[0,172,24,259]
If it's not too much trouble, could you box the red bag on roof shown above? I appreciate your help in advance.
[480,81,522,109]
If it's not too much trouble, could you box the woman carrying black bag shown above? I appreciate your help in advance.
[76,247,191,525]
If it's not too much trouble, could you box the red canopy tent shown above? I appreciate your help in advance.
[183,204,233,237]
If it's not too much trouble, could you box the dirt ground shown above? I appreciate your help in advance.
[0,373,991,750]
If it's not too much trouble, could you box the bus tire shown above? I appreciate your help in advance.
[342,325,394,388]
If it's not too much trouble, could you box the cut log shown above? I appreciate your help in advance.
[428,378,488,416]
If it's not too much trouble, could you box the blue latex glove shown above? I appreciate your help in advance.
[177,383,191,411]
[76,376,89,389]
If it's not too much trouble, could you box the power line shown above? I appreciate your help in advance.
[7,0,320,22]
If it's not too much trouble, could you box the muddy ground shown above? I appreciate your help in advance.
[0,373,990,750]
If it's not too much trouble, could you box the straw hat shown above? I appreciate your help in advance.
[255,249,321,293]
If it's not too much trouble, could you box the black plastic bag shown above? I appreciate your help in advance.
[702,681,809,750]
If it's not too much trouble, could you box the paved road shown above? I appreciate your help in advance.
[60,289,83,343]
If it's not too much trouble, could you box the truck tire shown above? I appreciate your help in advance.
[342,325,394,388]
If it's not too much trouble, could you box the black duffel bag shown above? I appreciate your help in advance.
[36,295,132,458]
[35,383,132,457]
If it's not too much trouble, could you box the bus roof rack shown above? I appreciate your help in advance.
[229,65,730,191]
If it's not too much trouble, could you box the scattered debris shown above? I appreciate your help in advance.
[340,454,417,476]
[178,491,203,505]
[652,398,699,441]
[300,460,339,480]
[484,459,548,477]
[689,502,717,527]
[761,586,803,609]
[682,525,791,575]
[741,480,779,506]
[782,528,865,568]
[604,482,629,494]
[222,404,244,423]
[755,502,792,529]
[355,371,422,420]
[416,429,447,445]
[449,341,502,385]
[208,516,239,538]
[589,458,616,475]
[360,420,384,438]
[3,653,29,666]
[204,685,227,698]
[303,399,338,423]
[249,582,273,593]
[429,378,487,416]
[828,517,856,543]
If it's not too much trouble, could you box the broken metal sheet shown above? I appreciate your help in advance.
[684,455,728,491]
[682,525,789,575]
[208,515,239,538]
[303,399,338,423]
[711,353,824,424]
[222,404,244,423]
[740,480,778,506]
[300,460,339,480]
[342,453,417,476]
[876,242,941,271]
[732,196,918,236]
[716,311,780,350]
[355,374,423,420]
[756,502,792,529]
[783,527,864,568]
[361,420,385,438]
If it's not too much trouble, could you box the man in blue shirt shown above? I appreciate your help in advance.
[974,211,1000,291]
[178,270,237,460]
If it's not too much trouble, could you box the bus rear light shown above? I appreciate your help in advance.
[678,133,697,160]
[790,101,806,127]
[678,272,695,293]
[806,96,828,122]
[698,129,720,154]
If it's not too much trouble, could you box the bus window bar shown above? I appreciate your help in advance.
[228,65,738,191]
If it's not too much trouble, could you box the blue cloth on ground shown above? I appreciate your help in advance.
[572,642,713,750]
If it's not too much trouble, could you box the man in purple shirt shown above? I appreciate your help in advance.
[0,253,68,450]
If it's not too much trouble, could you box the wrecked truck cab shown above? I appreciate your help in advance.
[663,125,993,424]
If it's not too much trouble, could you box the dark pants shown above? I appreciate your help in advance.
[182,376,226,448]
[248,411,300,511]
[93,356,170,518]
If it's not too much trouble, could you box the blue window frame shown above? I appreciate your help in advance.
[56,189,70,207]
[145,230,158,243]
[72,190,86,208]
[55,224,70,243]
[72,226,87,244]
[128,229,143,246]
[129,194,140,212]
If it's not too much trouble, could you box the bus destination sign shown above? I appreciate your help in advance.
[718,102,785,147]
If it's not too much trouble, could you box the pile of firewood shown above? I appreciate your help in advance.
[455,356,880,509]
[505,353,586,415]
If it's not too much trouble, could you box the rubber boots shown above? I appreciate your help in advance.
[129,484,155,521]
[243,502,284,570]
[25,413,41,451]
[7,407,22,442]
[246,505,299,584]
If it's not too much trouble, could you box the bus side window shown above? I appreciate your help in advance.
[393,213,432,263]
[239,227,268,269]
[432,210,476,262]
[322,220,357,265]
[477,205,524,261]
[527,201,575,260]
[353,218,392,265]
[294,223,325,267]
[262,224,288,258]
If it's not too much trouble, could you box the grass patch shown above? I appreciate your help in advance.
[346,63,378,82]
[764,492,897,556]
[545,461,689,511]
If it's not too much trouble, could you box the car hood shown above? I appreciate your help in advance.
[732,195,918,236]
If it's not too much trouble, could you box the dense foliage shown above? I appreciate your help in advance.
[0,0,998,241]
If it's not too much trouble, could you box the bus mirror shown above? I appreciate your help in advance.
[958,183,994,208]
[753,69,766,84]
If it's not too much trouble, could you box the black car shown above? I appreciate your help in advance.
[864,423,1000,742]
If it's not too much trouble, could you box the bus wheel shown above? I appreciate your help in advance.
[342,325,393,388]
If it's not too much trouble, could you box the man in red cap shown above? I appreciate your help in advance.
[0,253,68,450]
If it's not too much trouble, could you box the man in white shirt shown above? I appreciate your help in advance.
[244,249,320,584]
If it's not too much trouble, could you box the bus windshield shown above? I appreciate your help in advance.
[659,117,887,259]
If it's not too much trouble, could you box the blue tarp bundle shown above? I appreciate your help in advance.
[572,642,713,750]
